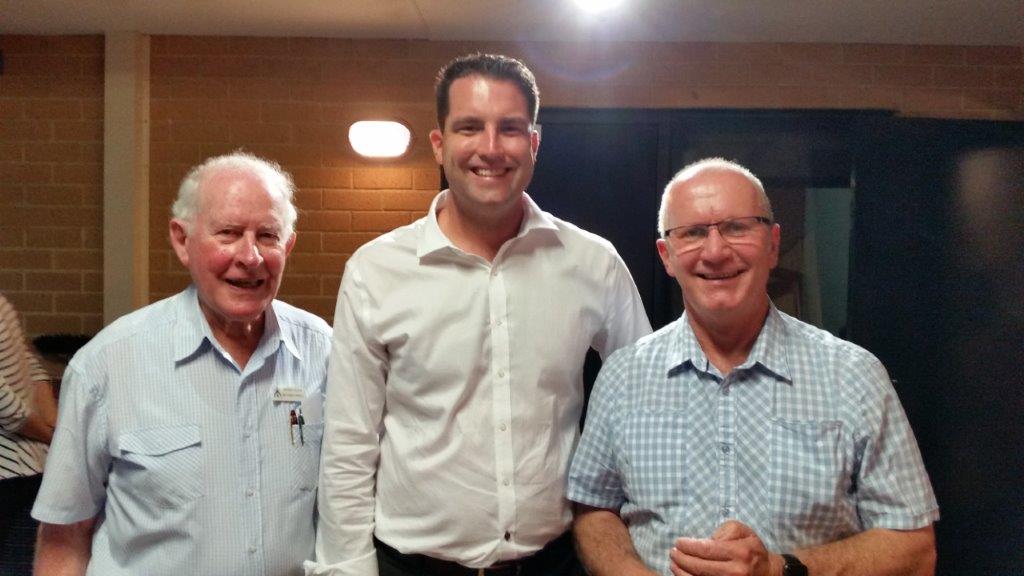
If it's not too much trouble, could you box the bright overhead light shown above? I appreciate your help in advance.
[572,0,625,14]
[348,120,412,158]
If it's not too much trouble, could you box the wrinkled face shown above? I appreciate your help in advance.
[430,75,540,221]
[656,169,780,329]
[170,169,295,332]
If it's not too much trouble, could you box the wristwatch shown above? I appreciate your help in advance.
[781,553,808,576]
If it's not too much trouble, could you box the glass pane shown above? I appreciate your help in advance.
[770,187,854,338]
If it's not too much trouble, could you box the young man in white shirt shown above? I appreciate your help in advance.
[310,53,652,576]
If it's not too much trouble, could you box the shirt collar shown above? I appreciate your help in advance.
[740,305,792,383]
[173,285,210,362]
[666,303,792,383]
[416,190,559,258]
[665,314,710,376]
[270,302,302,361]
[172,285,300,364]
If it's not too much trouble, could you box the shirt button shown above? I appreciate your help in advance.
[498,370,506,378]
[248,546,257,554]
[246,489,255,497]
[503,478,510,486]
[721,444,731,454]
[504,531,511,541]
[499,423,507,432]
[721,507,730,518]
[496,319,503,326]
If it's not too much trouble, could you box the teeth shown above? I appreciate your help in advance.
[228,279,263,288]
[473,168,506,177]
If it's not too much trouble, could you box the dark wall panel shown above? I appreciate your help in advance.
[850,119,1024,575]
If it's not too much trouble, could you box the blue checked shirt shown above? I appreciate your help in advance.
[33,286,331,576]
[567,306,939,575]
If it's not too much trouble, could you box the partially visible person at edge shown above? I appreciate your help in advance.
[309,53,652,576]
[568,158,939,576]
[31,152,331,576]
[0,292,57,575]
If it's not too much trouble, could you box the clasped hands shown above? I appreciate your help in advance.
[669,520,783,576]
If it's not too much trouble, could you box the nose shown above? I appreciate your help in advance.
[478,126,504,158]
[235,234,263,268]
[698,226,732,262]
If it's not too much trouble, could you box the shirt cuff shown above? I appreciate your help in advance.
[303,550,378,576]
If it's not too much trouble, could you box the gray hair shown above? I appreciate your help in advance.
[172,151,298,237]
[657,157,774,236]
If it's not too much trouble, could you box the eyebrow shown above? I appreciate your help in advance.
[449,113,531,126]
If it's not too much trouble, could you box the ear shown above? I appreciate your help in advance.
[429,128,444,165]
[169,218,190,268]
[768,223,781,269]
[656,238,676,278]
[284,232,297,256]
[530,127,540,158]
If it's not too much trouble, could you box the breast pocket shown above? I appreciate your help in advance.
[291,422,323,492]
[117,424,204,509]
[768,418,855,544]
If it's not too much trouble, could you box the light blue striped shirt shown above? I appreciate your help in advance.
[33,286,331,576]
[567,306,939,575]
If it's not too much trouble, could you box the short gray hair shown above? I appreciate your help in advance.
[172,151,298,237]
[657,157,773,236]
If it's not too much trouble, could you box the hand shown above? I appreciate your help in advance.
[669,520,782,576]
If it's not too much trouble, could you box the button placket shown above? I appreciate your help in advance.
[488,263,516,543]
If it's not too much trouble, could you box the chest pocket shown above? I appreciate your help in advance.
[117,424,204,509]
[290,422,323,492]
[767,418,857,546]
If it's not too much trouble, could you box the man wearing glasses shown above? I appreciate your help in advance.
[567,158,939,576]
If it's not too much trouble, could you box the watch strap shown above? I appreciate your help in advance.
[781,553,808,576]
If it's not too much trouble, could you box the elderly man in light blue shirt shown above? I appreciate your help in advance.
[32,152,331,576]
[568,158,939,576]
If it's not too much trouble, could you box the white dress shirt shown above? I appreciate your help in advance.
[310,192,652,575]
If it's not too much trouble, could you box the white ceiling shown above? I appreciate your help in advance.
[0,0,1021,46]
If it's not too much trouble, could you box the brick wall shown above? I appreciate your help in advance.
[2,34,1022,334]
[0,35,105,337]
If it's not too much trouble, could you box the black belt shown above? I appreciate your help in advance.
[374,530,574,576]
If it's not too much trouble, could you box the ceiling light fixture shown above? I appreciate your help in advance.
[572,0,625,14]
[348,120,412,158]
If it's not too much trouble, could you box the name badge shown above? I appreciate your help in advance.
[273,387,305,403]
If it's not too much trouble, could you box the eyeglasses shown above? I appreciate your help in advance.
[663,216,772,252]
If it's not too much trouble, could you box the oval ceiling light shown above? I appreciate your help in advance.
[572,0,625,14]
[348,120,412,158]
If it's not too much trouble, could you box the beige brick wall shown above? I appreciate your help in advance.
[0,35,105,336]
[2,34,1022,334]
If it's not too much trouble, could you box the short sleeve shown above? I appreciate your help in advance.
[32,364,111,524]
[567,351,629,509]
[851,357,939,530]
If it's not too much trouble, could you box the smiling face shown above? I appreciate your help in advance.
[170,168,295,337]
[429,75,539,225]
[656,168,780,331]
